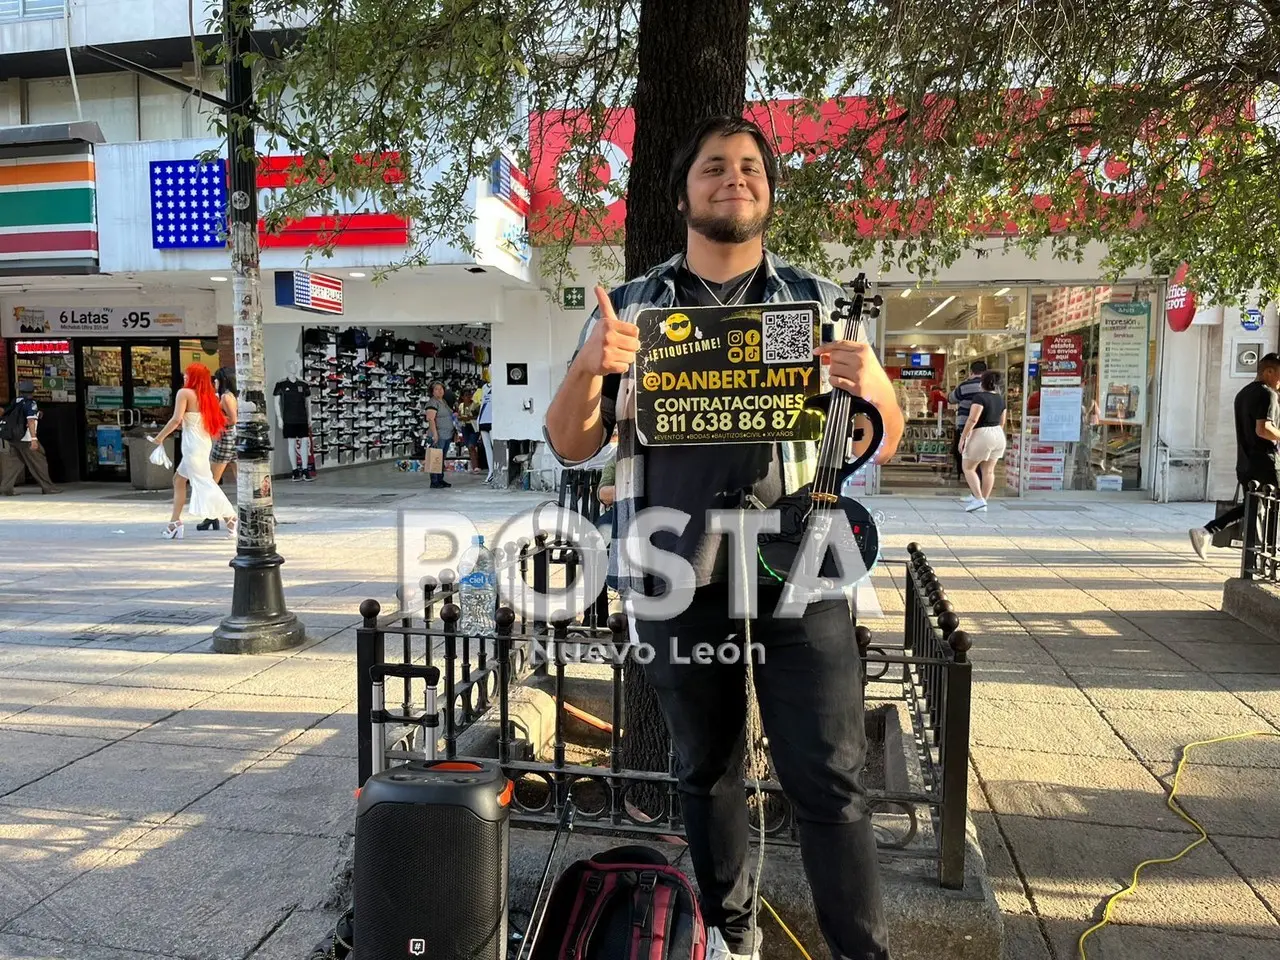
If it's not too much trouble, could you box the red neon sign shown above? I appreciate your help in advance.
[14,340,71,355]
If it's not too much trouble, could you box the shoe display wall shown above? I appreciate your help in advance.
[299,324,489,472]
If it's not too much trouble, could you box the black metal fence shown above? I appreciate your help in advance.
[355,535,976,889]
[1241,481,1280,583]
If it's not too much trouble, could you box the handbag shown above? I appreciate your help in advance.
[1211,483,1244,549]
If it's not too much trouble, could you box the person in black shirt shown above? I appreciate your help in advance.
[956,370,1008,511]
[1190,352,1280,558]
[0,382,62,495]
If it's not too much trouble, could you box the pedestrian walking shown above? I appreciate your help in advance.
[0,381,62,496]
[957,370,1008,512]
[197,367,239,532]
[150,363,237,540]
[948,360,987,482]
[1190,352,1280,558]
[478,379,495,483]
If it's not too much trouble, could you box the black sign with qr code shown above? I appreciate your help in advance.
[634,302,825,446]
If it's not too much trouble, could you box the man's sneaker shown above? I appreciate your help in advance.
[1189,526,1211,559]
[706,927,759,960]
[964,495,987,512]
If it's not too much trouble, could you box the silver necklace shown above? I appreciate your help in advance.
[687,257,762,307]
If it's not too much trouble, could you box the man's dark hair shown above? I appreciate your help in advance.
[668,116,779,214]
[1260,352,1280,373]
[970,360,988,375]
[981,370,1002,391]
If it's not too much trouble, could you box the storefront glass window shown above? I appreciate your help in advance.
[1026,285,1157,492]
[875,286,1027,494]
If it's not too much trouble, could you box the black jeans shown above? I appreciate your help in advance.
[634,583,890,959]
[1206,469,1279,544]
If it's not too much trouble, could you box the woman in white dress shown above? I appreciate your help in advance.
[150,362,237,540]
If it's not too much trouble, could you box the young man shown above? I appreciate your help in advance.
[1190,352,1280,559]
[948,360,987,482]
[544,116,903,960]
[0,381,62,496]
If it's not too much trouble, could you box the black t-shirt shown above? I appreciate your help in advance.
[969,391,1006,428]
[1234,380,1280,483]
[642,259,779,589]
[273,379,311,425]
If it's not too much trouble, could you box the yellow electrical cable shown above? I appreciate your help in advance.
[1077,730,1280,960]
[760,895,815,960]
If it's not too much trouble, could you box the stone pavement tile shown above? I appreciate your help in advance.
[971,811,1035,917]
[77,628,215,655]
[6,825,340,960]
[0,731,111,796]
[228,657,359,701]
[931,588,1009,613]
[1209,674,1280,727]
[1084,588,1216,613]
[0,684,210,740]
[1166,641,1280,675]
[973,746,1191,832]
[971,662,1090,706]
[0,934,184,959]
[1214,836,1280,921]
[0,678,71,721]
[109,651,284,692]
[179,753,354,838]
[1,740,265,824]
[1127,616,1277,645]
[274,706,357,759]
[0,807,152,925]
[991,588,1111,614]
[961,627,1055,665]
[970,700,1132,758]
[1038,636,1196,672]
[1103,708,1280,773]
[1015,614,1156,641]
[291,628,358,661]
[1063,666,1259,717]
[1000,916,1052,960]
[1153,763,1280,840]
[0,643,50,671]
[248,908,343,960]
[1001,815,1280,960]
[1061,924,1280,960]
[2,647,170,685]
[127,692,348,752]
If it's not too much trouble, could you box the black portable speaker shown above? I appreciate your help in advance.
[353,759,512,959]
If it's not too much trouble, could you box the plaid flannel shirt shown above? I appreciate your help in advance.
[544,248,856,597]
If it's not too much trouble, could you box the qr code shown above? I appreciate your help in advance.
[762,309,814,364]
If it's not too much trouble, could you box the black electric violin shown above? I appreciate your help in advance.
[756,275,883,585]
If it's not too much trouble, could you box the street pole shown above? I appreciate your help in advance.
[212,0,306,654]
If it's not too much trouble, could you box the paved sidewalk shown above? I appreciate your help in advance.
[0,471,1277,959]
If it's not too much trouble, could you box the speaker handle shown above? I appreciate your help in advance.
[371,673,387,776]
[369,665,443,771]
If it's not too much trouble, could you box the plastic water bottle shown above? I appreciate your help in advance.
[457,535,496,635]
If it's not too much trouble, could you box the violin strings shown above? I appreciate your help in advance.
[813,302,862,499]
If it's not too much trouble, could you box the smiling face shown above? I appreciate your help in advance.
[680,132,772,244]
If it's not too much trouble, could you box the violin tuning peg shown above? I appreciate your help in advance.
[871,295,884,306]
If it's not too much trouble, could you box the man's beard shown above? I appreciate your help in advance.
[685,202,772,244]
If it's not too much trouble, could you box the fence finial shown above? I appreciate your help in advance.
[360,599,381,623]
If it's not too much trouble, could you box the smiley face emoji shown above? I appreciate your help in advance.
[664,313,693,343]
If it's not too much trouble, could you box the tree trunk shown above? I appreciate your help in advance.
[619,0,755,817]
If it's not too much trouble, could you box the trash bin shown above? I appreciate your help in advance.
[125,428,175,491]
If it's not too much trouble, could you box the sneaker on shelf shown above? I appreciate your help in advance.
[1188,526,1211,559]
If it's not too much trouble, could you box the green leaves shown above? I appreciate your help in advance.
[210,1,1279,306]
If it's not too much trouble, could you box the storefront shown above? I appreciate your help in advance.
[0,295,221,483]
[869,280,1164,496]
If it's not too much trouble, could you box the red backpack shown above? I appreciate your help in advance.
[528,845,706,960]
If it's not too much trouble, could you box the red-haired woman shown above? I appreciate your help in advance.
[150,363,237,539]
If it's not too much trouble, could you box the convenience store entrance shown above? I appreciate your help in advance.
[875,286,1027,493]
[873,281,1160,497]
[76,338,221,481]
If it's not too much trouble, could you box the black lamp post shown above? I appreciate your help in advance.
[211,0,306,654]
